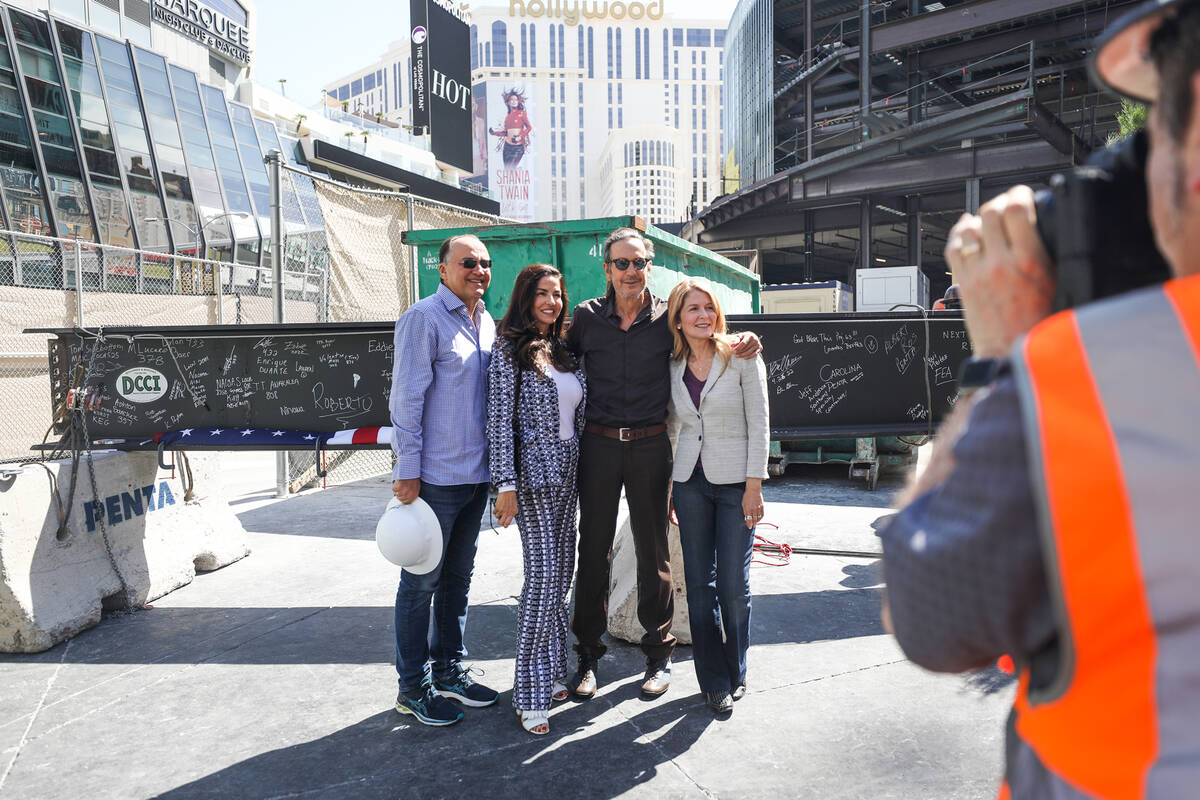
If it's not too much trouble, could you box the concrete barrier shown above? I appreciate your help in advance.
[606,494,692,646]
[0,451,250,653]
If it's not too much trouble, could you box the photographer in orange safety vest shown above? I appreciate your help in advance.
[878,0,1200,797]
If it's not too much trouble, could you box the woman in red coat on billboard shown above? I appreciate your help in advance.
[490,88,532,169]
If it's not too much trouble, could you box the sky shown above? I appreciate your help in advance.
[251,0,741,109]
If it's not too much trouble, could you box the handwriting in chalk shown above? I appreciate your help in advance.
[312,381,374,424]
[766,353,802,385]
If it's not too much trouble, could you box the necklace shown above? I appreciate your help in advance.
[687,345,715,381]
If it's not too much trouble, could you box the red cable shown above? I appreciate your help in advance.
[751,523,792,567]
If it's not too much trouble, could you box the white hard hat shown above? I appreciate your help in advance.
[376,497,443,574]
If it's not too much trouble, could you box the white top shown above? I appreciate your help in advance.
[551,365,583,439]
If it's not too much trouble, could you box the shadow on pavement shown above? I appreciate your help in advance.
[235,490,400,540]
[0,588,883,666]
[839,561,883,589]
[752,588,885,644]
[156,694,717,799]
[0,603,517,666]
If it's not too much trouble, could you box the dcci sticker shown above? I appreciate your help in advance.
[117,367,168,403]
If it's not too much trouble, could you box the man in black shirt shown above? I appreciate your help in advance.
[565,227,758,699]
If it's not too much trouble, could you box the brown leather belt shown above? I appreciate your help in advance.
[585,422,667,442]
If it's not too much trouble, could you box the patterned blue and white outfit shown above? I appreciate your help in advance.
[487,336,586,712]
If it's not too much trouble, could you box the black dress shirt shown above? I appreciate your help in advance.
[566,290,672,428]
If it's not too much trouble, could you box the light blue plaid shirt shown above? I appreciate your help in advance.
[390,283,495,485]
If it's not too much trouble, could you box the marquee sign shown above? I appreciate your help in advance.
[152,0,251,66]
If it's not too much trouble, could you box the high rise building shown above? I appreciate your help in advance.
[0,0,493,294]
[323,2,728,224]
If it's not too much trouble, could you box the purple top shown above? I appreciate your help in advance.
[683,364,705,472]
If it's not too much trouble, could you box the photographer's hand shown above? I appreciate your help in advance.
[946,186,1055,358]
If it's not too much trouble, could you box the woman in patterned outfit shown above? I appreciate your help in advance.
[487,264,586,736]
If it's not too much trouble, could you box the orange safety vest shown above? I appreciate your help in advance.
[1002,274,1200,799]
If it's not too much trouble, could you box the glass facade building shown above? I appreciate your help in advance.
[0,0,331,291]
[725,0,773,186]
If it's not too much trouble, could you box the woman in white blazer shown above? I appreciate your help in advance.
[666,277,769,716]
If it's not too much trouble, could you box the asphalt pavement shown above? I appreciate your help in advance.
[0,455,1013,799]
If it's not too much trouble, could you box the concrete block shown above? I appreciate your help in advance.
[0,451,249,652]
[606,493,692,646]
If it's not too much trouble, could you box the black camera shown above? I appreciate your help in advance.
[1034,129,1172,310]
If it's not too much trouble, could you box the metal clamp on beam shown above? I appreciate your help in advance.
[157,441,173,471]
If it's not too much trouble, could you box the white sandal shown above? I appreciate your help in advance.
[516,708,549,735]
[551,681,569,703]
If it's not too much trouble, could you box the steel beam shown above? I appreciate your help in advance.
[903,1,1142,72]
[804,209,815,280]
[700,140,1070,243]
[964,178,981,214]
[859,0,872,143]
[906,195,922,267]
[706,92,1035,230]
[800,140,1068,200]
[870,0,1086,54]
[1025,101,1090,164]
[805,0,814,161]
[774,46,858,117]
[859,196,872,281]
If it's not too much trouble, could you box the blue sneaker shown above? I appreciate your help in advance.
[434,666,499,708]
[395,684,463,727]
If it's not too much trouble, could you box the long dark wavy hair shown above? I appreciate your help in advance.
[498,264,577,372]
[502,88,527,111]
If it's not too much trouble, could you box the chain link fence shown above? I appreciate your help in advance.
[281,167,504,492]
[2,175,504,493]
[1,231,326,465]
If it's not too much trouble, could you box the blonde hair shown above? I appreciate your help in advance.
[667,278,732,367]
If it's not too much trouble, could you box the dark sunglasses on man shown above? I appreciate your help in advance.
[456,257,492,270]
[607,257,650,271]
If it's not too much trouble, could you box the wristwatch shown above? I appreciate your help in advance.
[957,356,1003,391]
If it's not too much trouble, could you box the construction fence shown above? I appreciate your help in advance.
[285,169,502,490]
[1,171,502,495]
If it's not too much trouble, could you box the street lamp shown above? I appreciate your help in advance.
[278,78,287,97]
[145,212,252,322]
[145,211,252,261]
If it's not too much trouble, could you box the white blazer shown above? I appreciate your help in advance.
[668,351,770,485]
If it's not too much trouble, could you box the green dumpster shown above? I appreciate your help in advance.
[402,216,759,318]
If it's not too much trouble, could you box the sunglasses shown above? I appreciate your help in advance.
[456,258,492,270]
[608,257,650,271]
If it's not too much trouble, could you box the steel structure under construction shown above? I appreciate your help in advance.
[709,0,1140,296]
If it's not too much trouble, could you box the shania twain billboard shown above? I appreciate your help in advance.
[486,83,536,222]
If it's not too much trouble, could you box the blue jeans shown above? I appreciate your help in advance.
[394,481,489,693]
[673,469,753,695]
